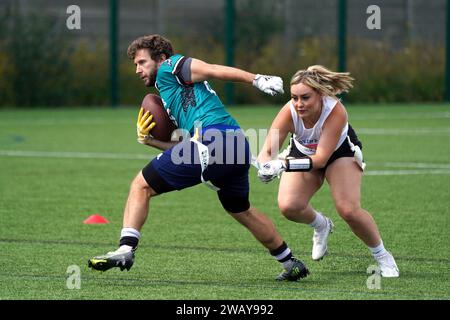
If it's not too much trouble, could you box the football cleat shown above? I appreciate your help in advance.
[312,216,334,261]
[88,247,135,272]
[276,258,310,281]
[376,252,399,278]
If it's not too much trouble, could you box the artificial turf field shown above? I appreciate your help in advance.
[0,104,449,300]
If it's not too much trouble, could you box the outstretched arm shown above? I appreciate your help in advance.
[190,58,284,96]
[190,58,255,83]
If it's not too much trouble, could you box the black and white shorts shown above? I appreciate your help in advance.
[287,124,363,172]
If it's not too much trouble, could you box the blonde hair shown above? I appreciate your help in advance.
[290,65,354,97]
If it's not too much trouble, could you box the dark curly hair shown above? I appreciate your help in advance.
[127,34,174,61]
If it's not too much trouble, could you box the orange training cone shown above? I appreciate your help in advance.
[84,214,109,224]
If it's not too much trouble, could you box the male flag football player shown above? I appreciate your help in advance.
[88,34,310,281]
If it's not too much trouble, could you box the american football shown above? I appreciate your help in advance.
[140,93,177,142]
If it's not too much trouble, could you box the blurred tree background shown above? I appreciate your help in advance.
[0,0,446,107]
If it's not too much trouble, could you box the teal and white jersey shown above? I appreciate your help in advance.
[155,54,239,133]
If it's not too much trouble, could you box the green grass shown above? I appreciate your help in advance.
[1,104,449,300]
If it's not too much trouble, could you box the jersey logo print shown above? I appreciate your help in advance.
[181,86,196,112]
[304,143,318,150]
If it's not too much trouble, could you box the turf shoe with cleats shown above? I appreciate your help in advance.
[376,251,399,278]
[88,246,135,271]
[312,216,334,261]
[276,258,310,281]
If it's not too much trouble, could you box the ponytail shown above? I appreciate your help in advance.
[290,65,354,97]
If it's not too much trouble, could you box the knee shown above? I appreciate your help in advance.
[278,198,309,221]
[131,172,156,198]
[335,202,360,223]
[219,193,250,214]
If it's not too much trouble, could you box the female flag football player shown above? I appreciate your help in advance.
[257,65,399,277]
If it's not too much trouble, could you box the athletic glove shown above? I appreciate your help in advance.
[136,107,156,144]
[252,74,284,96]
[257,159,287,183]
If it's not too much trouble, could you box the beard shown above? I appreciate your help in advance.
[144,71,157,87]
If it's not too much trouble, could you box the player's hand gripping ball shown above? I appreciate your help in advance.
[137,94,178,144]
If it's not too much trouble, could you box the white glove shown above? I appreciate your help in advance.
[252,74,284,96]
[257,160,287,183]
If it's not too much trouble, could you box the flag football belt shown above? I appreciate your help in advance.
[190,128,220,192]
[347,136,366,171]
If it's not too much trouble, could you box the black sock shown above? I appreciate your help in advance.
[119,236,139,249]
[270,241,293,265]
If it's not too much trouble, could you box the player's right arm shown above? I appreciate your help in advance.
[258,102,294,163]
[136,107,179,151]
[143,138,179,151]
[189,58,284,96]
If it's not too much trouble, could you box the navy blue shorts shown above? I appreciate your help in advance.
[142,125,251,212]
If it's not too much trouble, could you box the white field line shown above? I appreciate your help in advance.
[357,128,450,135]
[365,169,450,176]
[1,111,449,126]
[350,112,450,120]
[370,162,450,169]
[1,150,450,176]
[0,150,155,160]
[0,118,130,126]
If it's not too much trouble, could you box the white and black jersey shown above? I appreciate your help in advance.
[286,96,363,170]
[289,96,348,156]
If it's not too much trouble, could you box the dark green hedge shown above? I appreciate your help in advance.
[0,9,445,107]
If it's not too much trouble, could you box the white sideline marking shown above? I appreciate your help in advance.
[1,112,448,126]
[1,150,450,176]
[365,170,450,176]
[350,112,450,120]
[371,162,450,169]
[0,150,154,160]
[357,128,450,135]
[0,118,130,126]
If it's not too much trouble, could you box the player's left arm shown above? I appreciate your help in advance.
[189,58,284,96]
[190,58,255,83]
[310,102,348,169]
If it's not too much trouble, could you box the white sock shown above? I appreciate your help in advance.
[119,245,133,252]
[121,227,141,239]
[270,242,294,269]
[369,241,387,257]
[119,227,141,249]
[309,211,327,231]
